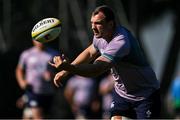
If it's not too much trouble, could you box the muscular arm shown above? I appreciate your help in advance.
[60,44,113,77]
[53,44,99,77]
[51,44,113,87]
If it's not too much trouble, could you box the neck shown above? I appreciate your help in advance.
[104,28,115,43]
[35,46,45,51]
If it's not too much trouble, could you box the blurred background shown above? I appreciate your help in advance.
[0,0,179,119]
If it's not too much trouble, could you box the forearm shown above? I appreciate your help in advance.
[62,61,111,77]
[15,67,27,89]
[71,44,98,65]
[71,52,92,65]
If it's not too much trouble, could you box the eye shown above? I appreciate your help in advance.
[96,22,102,25]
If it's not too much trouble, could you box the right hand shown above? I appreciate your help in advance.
[54,70,69,87]
[49,54,70,72]
[49,56,63,69]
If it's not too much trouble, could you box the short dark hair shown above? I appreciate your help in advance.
[92,5,115,23]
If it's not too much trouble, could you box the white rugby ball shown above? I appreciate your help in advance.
[31,18,61,43]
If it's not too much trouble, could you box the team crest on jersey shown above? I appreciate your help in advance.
[110,101,115,108]
[146,110,152,118]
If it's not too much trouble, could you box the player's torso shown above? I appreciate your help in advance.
[24,47,54,94]
[93,26,159,100]
[25,48,51,77]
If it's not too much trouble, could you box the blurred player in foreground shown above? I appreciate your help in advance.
[64,75,96,119]
[99,73,114,119]
[16,40,58,119]
[49,5,161,119]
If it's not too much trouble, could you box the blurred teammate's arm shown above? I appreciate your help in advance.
[64,87,74,107]
[15,65,27,90]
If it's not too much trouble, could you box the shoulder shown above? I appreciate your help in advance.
[18,47,34,63]
[115,26,130,37]
[113,26,136,43]
[110,26,129,44]
[117,26,131,32]
[20,47,34,57]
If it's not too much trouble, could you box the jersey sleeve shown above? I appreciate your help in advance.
[102,35,130,63]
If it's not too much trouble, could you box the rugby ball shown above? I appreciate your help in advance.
[31,18,61,43]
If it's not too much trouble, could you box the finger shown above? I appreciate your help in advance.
[57,56,63,62]
[54,78,59,87]
[54,77,63,87]
[54,80,63,87]
[54,81,60,87]
[54,74,60,87]
[48,61,55,67]
[53,56,59,62]
[53,56,57,63]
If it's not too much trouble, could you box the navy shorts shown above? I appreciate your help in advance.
[25,90,54,111]
[110,89,161,119]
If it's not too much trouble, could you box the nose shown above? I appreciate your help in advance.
[91,23,95,30]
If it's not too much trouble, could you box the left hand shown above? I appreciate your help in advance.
[54,70,69,87]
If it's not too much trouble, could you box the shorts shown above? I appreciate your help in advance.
[110,89,161,119]
[25,90,54,111]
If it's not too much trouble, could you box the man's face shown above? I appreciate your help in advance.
[91,12,111,38]
[33,40,44,49]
